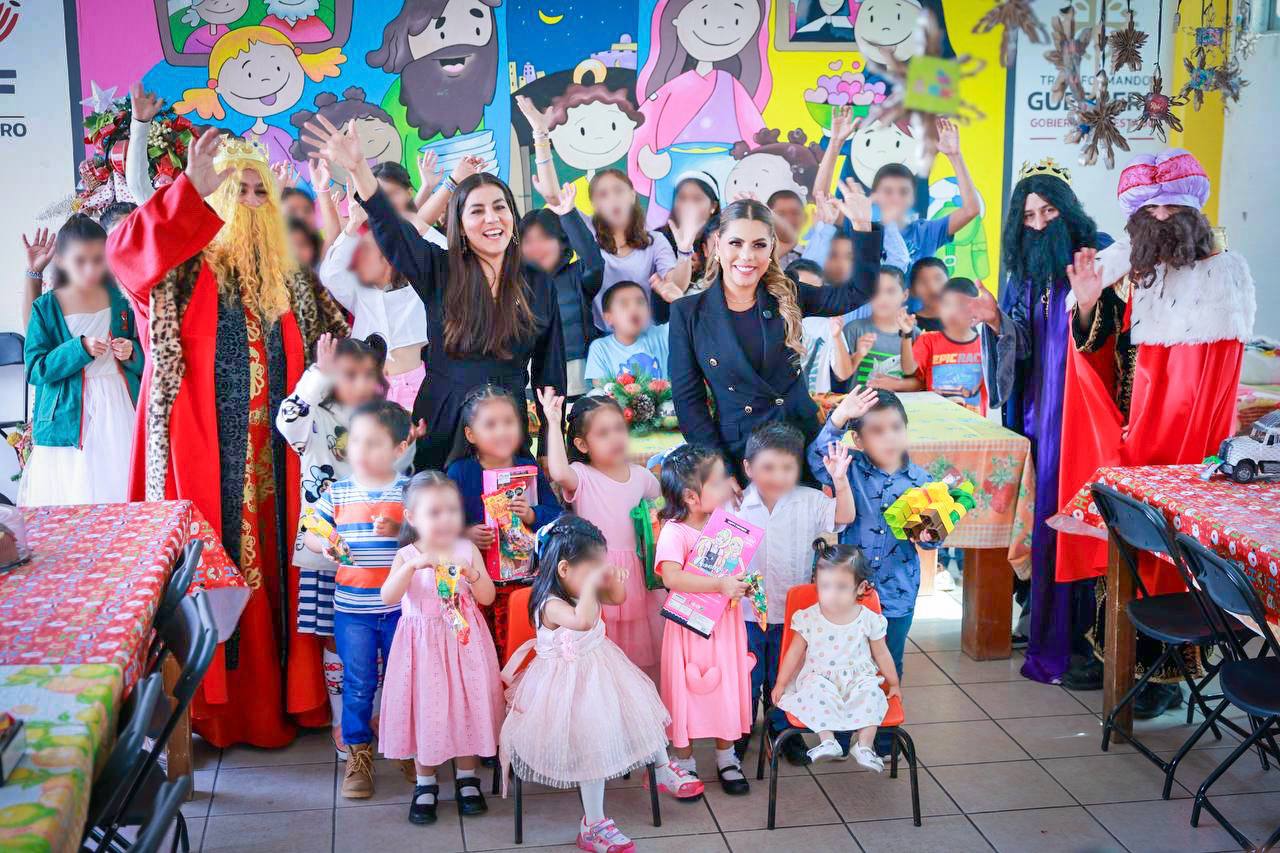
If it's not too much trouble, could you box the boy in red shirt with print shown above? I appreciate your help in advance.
[899,277,988,415]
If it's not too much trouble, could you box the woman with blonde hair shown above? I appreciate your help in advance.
[667,183,882,486]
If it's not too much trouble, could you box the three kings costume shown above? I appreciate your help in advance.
[107,147,347,747]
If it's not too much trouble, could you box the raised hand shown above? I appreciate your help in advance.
[184,127,232,197]
[345,193,368,231]
[129,81,164,123]
[271,160,299,189]
[828,315,845,339]
[22,228,55,274]
[545,182,577,216]
[309,157,333,191]
[830,104,856,146]
[854,332,876,358]
[895,307,917,336]
[536,386,565,426]
[301,116,363,174]
[936,117,961,157]
[515,95,554,135]
[668,214,705,253]
[650,272,683,303]
[837,178,873,231]
[110,337,134,362]
[314,332,337,374]
[451,154,487,183]
[732,190,760,203]
[813,190,840,226]
[832,384,880,426]
[1066,247,1103,314]
[822,440,852,481]
[965,285,1000,329]
[417,150,442,190]
[408,418,428,443]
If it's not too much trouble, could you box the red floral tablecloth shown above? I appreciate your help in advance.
[1058,465,1280,621]
[0,501,247,690]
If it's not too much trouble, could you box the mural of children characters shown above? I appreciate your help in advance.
[629,0,772,227]
[927,176,989,281]
[175,26,345,166]
[725,128,823,205]
[545,61,645,216]
[289,88,404,191]
[366,0,502,172]
[262,0,334,44]
[844,118,912,190]
[180,0,250,54]
[853,0,952,66]
[793,0,856,42]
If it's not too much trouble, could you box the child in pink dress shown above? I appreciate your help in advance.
[379,471,504,826]
[654,445,754,795]
[537,390,662,672]
[500,516,703,853]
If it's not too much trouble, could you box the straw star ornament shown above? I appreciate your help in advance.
[973,0,1048,68]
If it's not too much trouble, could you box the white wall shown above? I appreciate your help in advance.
[1219,33,1280,338]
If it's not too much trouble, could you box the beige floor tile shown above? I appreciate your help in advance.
[202,808,333,853]
[605,786,721,839]
[1156,745,1280,797]
[702,771,840,830]
[900,652,951,686]
[926,651,1027,684]
[900,720,1029,766]
[334,801,464,852]
[1072,689,1106,713]
[1088,798,1239,853]
[182,769,217,818]
[482,834,729,853]
[220,730,336,769]
[931,760,1075,814]
[724,823,858,852]
[1125,715,1239,753]
[1040,753,1191,805]
[818,764,959,821]
[961,680,1093,720]
[907,620,963,653]
[849,814,994,852]
[461,788,583,851]
[208,762,337,815]
[191,734,220,771]
[1209,791,1280,847]
[970,806,1125,853]
[996,714,1134,759]
[900,684,987,723]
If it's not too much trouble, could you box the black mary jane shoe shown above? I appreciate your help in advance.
[408,784,439,825]
[717,764,750,796]
[455,776,488,816]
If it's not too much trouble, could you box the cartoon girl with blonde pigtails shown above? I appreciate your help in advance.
[175,25,345,167]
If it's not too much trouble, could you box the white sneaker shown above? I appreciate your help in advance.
[852,744,885,772]
[935,569,955,591]
[806,738,844,763]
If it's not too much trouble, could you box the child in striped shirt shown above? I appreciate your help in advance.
[307,399,412,800]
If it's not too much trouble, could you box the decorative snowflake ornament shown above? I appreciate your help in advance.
[1109,9,1149,73]
[1044,5,1093,103]
[1065,72,1131,169]
[1127,72,1187,141]
[1213,60,1248,106]
[972,0,1048,68]
[1180,53,1216,110]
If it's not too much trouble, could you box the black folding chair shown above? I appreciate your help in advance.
[81,673,165,846]
[0,332,26,430]
[1176,535,1280,850]
[146,540,203,667]
[128,777,192,853]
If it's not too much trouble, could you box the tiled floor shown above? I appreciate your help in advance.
[178,600,1280,853]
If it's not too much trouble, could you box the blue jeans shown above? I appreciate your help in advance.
[746,622,786,732]
[333,609,401,746]
[874,609,914,753]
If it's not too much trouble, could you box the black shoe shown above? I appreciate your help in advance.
[777,732,811,766]
[716,764,750,795]
[454,776,488,816]
[1134,683,1183,720]
[1010,633,1029,649]
[408,784,438,825]
[1061,658,1104,692]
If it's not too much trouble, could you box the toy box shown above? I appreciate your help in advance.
[660,508,765,639]
[482,466,539,582]
[630,497,665,591]
[0,713,24,785]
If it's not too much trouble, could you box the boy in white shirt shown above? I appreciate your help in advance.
[736,421,855,764]
[585,281,670,383]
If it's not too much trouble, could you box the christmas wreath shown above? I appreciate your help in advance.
[600,370,677,435]
[74,96,195,216]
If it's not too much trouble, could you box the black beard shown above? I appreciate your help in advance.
[399,45,497,138]
[1011,217,1076,288]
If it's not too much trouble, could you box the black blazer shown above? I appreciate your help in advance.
[668,226,883,464]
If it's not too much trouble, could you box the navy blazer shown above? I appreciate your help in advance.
[668,226,884,463]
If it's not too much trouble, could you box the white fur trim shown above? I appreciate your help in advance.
[1129,252,1255,346]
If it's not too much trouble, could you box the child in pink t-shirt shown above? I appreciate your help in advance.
[653,444,753,796]
[538,391,663,672]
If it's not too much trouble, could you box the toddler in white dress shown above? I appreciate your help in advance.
[772,539,900,770]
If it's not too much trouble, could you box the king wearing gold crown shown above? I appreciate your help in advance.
[107,129,347,749]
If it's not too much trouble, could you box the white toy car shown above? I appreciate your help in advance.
[1204,410,1280,483]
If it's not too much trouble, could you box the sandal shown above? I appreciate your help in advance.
[716,763,750,796]
[454,776,488,816]
[408,783,438,825]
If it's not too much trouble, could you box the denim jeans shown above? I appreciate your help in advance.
[746,621,786,732]
[874,609,914,753]
[333,609,401,746]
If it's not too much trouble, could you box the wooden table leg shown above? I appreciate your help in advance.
[162,655,194,799]
[961,548,1013,660]
[918,547,938,596]
[1102,534,1136,742]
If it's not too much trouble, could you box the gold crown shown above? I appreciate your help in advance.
[1017,157,1072,184]
[213,137,271,169]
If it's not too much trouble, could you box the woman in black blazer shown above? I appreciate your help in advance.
[668,191,881,484]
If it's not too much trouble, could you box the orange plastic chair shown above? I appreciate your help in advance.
[759,584,921,830]
[501,585,661,844]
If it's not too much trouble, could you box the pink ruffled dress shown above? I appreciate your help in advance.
[499,603,670,788]
[655,521,754,747]
[562,462,663,669]
[378,541,505,766]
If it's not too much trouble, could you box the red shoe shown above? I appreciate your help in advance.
[645,761,705,800]
[577,818,635,853]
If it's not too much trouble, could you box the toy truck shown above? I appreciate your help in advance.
[1201,410,1280,483]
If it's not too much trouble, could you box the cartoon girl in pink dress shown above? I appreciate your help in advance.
[628,0,772,227]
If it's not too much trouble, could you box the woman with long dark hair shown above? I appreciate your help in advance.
[668,185,882,487]
[305,116,565,470]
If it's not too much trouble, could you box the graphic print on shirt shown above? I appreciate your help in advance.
[929,351,983,409]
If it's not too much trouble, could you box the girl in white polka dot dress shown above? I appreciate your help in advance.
[772,540,900,770]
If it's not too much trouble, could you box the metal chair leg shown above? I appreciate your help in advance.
[767,728,802,830]
[1102,648,1166,751]
[513,774,523,845]
[756,699,771,781]
[647,763,661,827]
[1191,718,1273,850]
[896,728,921,827]
[1172,647,1221,740]
[889,732,900,778]
[1161,698,1227,800]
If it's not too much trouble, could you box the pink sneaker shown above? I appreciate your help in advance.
[577,818,634,853]
[646,761,705,800]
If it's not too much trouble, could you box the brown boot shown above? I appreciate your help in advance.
[342,743,375,799]
[399,759,416,783]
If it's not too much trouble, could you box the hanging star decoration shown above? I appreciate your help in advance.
[80,81,118,113]
[1213,59,1248,105]
[1127,70,1187,141]
[972,0,1048,68]
[1180,52,1216,109]
[1109,8,1149,73]
[1065,72,1131,169]
[1232,0,1260,58]
[1044,5,1093,104]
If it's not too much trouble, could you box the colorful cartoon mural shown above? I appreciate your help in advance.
[74,0,1007,272]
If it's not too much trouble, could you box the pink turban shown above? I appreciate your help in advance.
[1116,149,1210,218]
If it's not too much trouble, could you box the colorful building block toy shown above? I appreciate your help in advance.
[883,477,976,542]
[300,508,352,565]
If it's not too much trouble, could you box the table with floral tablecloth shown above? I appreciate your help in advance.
[0,501,245,853]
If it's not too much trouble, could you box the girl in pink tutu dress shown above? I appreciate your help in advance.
[500,516,704,853]
[379,471,504,826]
[537,390,663,674]
[654,445,755,796]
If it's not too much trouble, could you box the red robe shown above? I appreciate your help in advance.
[1055,249,1255,592]
[108,175,326,746]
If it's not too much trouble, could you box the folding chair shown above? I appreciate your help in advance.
[146,540,203,667]
[129,776,192,853]
[1176,535,1280,850]
[81,673,165,847]
[503,586,661,845]
[759,584,920,830]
